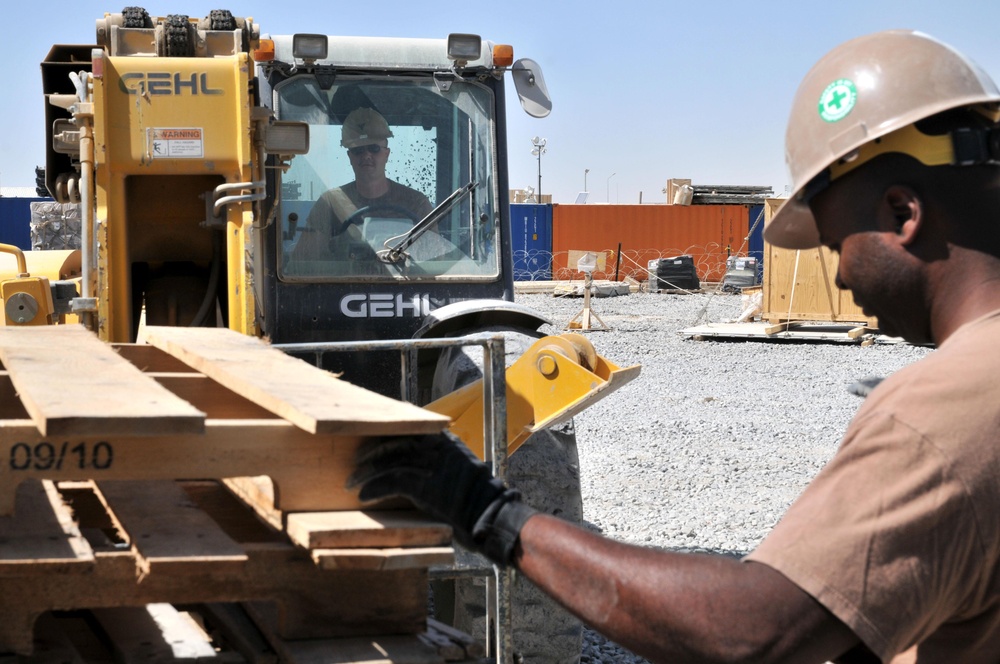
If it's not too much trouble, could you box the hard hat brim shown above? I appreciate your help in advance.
[764,197,821,250]
[342,137,387,149]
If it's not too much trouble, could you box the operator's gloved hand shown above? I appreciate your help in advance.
[347,431,537,567]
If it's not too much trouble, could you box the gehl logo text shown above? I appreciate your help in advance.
[118,72,223,96]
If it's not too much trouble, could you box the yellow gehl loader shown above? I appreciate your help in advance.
[0,9,640,662]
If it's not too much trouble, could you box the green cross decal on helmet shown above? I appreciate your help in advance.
[818,79,857,122]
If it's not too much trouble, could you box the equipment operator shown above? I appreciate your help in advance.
[350,30,1000,663]
[291,107,432,261]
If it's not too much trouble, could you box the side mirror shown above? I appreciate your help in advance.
[511,58,552,118]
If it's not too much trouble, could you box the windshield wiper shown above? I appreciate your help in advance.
[377,181,477,264]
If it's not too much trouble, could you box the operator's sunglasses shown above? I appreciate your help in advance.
[348,144,385,156]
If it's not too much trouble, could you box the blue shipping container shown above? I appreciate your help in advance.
[509,203,552,281]
[747,204,765,281]
[0,197,43,250]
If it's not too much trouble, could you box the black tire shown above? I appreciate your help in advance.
[165,15,192,57]
[122,7,152,29]
[209,9,237,31]
[430,329,584,663]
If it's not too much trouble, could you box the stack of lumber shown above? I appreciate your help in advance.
[0,325,482,663]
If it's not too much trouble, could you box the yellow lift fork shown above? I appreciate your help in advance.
[426,333,641,460]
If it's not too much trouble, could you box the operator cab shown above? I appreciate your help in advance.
[276,74,497,281]
[255,33,551,395]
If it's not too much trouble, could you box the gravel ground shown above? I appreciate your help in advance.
[512,288,934,664]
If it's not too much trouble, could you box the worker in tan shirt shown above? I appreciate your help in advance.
[351,30,1000,663]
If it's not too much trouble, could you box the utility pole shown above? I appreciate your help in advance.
[531,137,546,199]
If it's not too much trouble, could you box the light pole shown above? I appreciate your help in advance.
[531,137,546,199]
[607,172,616,203]
[584,168,590,193]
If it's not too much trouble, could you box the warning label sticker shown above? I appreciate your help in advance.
[149,127,204,158]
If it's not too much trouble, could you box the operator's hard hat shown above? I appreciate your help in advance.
[341,107,394,148]
[766,30,1000,249]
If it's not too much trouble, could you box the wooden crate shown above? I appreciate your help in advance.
[762,199,878,328]
[0,324,482,661]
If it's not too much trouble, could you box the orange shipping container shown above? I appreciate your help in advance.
[551,204,750,282]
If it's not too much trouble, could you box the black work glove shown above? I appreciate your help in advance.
[347,431,537,566]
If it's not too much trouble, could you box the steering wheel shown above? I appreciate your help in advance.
[333,204,421,236]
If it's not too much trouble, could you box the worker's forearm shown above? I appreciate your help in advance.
[512,513,857,664]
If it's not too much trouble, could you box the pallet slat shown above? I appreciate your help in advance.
[0,421,371,517]
[142,326,448,435]
[96,480,248,576]
[311,547,454,571]
[90,605,221,663]
[285,510,451,550]
[0,479,94,573]
[199,603,279,664]
[18,613,89,664]
[0,326,205,436]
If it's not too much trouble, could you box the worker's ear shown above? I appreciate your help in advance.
[882,185,922,245]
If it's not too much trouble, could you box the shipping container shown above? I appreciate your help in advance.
[0,197,41,250]
[510,203,553,281]
[550,204,749,282]
[747,204,766,284]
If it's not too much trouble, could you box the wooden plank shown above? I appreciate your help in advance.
[848,325,876,340]
[96,480,248,576]
[0,325,205,436]
[57,480,129,552]
[0,479,95,574]
[416,629,465,662]
[0,544,430,654]
[30,613,96,664]
[180,481,285,546]
[243,564,428,641]
[223,477,283,531]
[285,510,451,550]
[0,421,371,517]
[150,374,279,420]
[21,613,88,664]
[199,603,278,664]
[425,619,485,660]
[142,326,448,435]
[113,343,199,373]
[0,373,30,419]
[310,546,454,571]
[223,477,411,532]
[248,608,448,664]
[91,605,221,663]
[268,635,446,664]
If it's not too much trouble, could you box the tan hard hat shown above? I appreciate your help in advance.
[341,107,393,148]
[766,30,1000,249]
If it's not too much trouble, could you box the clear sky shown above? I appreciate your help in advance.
[4,1,1000,205]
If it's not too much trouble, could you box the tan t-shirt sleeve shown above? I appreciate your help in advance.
[746,408,986,661]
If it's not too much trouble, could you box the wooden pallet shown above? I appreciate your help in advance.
[7,605,484,664]
[0,478,462,657]
[0,324,450,516]
[0,325,475,660]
